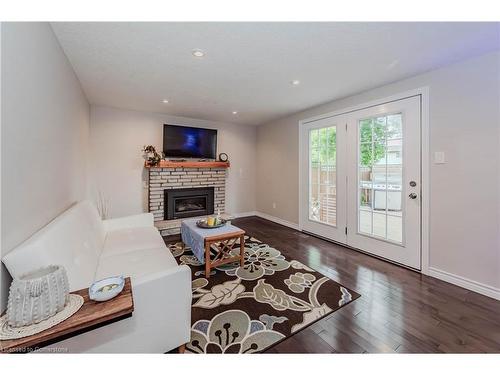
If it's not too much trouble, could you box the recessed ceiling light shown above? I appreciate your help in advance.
[192,49,205,58]
[291,80,300,86]
[162,99,169,104]
[232,111,238,115]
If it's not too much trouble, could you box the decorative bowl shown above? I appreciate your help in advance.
[196,218,227,229]
[89,276,125,302]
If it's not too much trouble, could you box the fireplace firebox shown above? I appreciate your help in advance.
[164,187,214,220]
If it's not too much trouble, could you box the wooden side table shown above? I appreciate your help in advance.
[0,277,134,353]
[204,230,245,278]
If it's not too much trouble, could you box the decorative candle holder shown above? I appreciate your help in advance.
[6,265,70,328]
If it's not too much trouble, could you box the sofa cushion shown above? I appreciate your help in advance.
[102,227,166,257]
[95,248,178,283]
[2,201,105,291]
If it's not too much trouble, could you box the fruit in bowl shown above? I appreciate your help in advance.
[196,217,226,229]
[89,276,125,302]
[98,283,120,293]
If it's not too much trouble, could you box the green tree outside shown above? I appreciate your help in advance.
[359,118,387,167]
[310,116,399,167]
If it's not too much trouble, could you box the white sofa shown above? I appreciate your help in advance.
[2,201,192,353]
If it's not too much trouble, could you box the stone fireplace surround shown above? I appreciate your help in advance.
[147,161,230,235]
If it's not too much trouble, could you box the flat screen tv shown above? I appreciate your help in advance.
[163,124,217,159]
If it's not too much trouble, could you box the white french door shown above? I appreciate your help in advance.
[299,116,348,243]
[300,96,422,269]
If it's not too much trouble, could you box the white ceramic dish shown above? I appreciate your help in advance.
[89,276,125,302]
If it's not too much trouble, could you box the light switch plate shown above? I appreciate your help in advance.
[434,151,446,164]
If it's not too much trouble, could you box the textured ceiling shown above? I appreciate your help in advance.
[51,22,500,125]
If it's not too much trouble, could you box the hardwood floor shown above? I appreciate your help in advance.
[167,216,500,353]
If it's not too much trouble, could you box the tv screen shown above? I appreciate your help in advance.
[163,124,217,159]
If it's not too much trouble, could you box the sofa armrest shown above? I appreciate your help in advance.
[103,213,154,232]
[42,264,192,353]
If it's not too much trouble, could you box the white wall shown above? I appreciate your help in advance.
[1,23,90,311]
[89,106,256,219]
[256,51,500,297]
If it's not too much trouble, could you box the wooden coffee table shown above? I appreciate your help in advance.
[181,219,245,278]
[203,230,245,278]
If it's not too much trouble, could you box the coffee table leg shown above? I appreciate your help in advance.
[240,234,245,267]
[205,240,211,278]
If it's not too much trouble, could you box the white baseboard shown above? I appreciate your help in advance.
[232,211,258,218]
[428,267,500,301]
[232,210,300,230]
[254,211,300,231]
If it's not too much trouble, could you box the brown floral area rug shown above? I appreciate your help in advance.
[167,235,360,353]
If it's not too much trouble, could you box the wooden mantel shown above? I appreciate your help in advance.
[145,160,230,168]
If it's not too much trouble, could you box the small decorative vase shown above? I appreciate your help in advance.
[6,265,70,327]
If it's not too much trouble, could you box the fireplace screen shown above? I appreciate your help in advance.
[175,196,206,213]
[165,187,214,220]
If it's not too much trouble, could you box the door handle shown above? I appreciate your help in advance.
[408,193,418,200]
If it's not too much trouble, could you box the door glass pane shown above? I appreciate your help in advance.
[309,126,337,226]
[373,212,387,238]
[387,214,403,243]
[358,114,403,243]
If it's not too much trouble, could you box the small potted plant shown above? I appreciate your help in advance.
[142,145,162,166]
